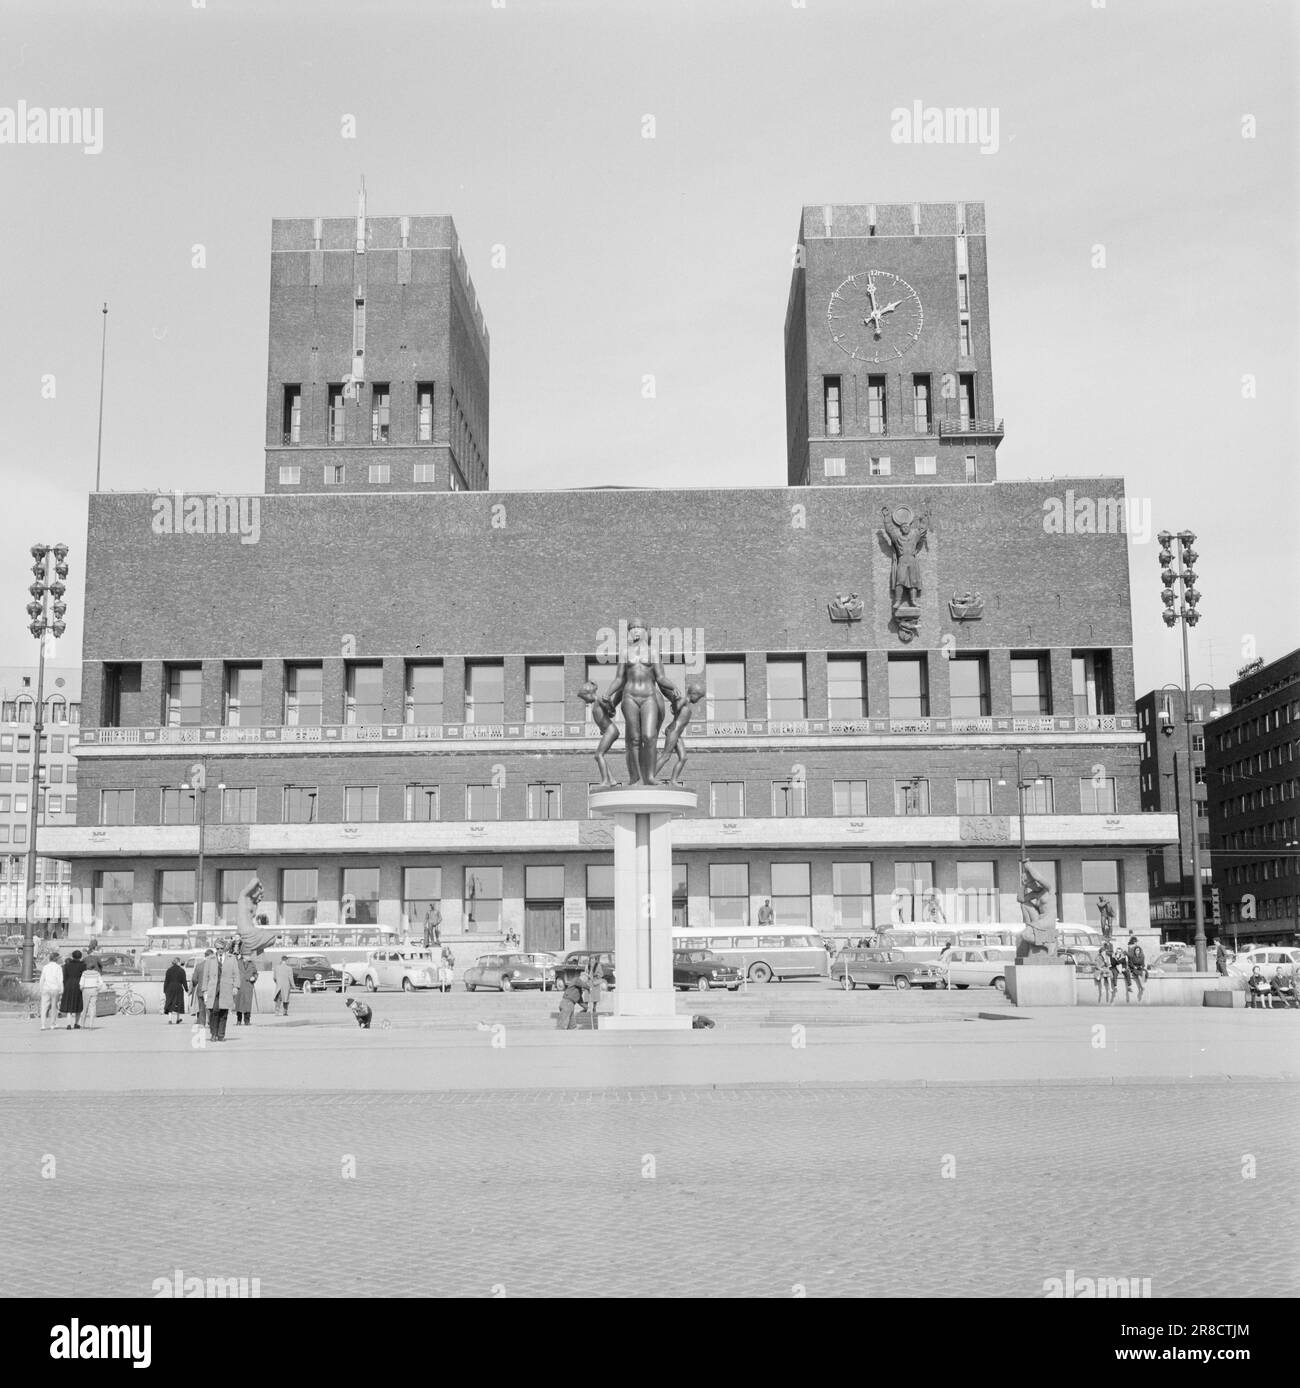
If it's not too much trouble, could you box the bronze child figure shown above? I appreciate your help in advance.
[578,680,622,786]
[654,680,705,785]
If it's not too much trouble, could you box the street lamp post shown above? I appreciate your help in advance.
[1157,530,1207,969]
[182,763,224,928]
[21,543,69,982]
[998,751,1044,925]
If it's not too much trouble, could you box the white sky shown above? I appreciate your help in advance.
[0,0,1296,696]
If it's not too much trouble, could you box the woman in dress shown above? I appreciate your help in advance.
[60,949,86,1030]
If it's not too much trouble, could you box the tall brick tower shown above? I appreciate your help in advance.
[264,190,489,495]
[785,202,1003,487]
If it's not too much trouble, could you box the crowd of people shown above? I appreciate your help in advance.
[37,948,106,1030]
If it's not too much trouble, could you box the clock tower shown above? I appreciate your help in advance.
[784,202,1003,487]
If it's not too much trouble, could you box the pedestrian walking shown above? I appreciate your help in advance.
[191,950,213,1027]
[272,955,295,1016]
[1215,940,1228,976]
[1124,935,1146,1003]
[556,970,589,1030]
[423,903,442,949]
[234,952,258,1026]
[586,956,606,1028]
[203,941,240,1041]
[39,951,63,1030]
[79,956,104,1030]
[60,950,86,1030]
[439,944,456,994]
[163,958,188,1024]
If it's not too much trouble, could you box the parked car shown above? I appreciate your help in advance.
[555,950,616,988]
[936,946,1016,992]
[1227,946,1300,981]
[672,949,743,992]
[1147,949,1197,975]
[0,952,38,984]
[290,954,345,992]
[831,948,944,991]
[358,949,442,992]
[87,950,137,976]
[463,952,556,992]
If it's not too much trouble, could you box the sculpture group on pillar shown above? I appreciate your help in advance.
[579,617,704,787]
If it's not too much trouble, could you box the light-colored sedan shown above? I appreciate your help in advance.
[358,949,443,992]
[1227,947,1300,981]
[936,946,1017,992]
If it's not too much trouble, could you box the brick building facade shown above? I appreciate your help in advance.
[44,200,1176,958]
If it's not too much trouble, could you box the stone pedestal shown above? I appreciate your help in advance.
[588,786,696,1032]
[1004,963,1076,1006]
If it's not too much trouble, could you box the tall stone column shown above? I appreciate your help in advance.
[589,786,695,1031]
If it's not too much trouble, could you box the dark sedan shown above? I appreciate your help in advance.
[673,950,742,992]
[555,951,616,988]
[831,948,944,991]
[290,954,344,992]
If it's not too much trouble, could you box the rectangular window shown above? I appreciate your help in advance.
[710,782,745,817]
[224,665,263,728]
[464,866,503,932]
[866,376,886,434]
[403,867,442,931]
[766,657,806,721]
[284,664,323,726]
[1082,860,1122,930]
[164,665,202,728]
[706,658,746,722]
[156,869,196,929]
[413,463,435,484]
[832,781,867,815]
[892,861,934,924]
[1072,651,1114,717]
[281,868,318,927]
[587,864,616,900]
[1192,733,1205,752]
[894,779,930,815]
[914,455,937,475]
[344,786,379,822]
[47,794,63,815]
[327,385,345,442]
[465,662,505,725]
[527,783,561,820]
[956,779,991,816]
[282,385,302,444]
[888,654,929,718]
[1079,777,1118,813]
[1022,778,1054,814]
[371,383,391,442]
[345,663,384,725]
[0,765,9,779]
[283,786,319,823]
[94,869,134,934]
[912,375,931,433]
[416,383,435,442]
[0,794,7,811]
[405,663,444,724]
[771,861,812,930]
[353,297,365,357]
[869,455,891,476]
[526,661,565,724]
[221,787,256,824]
[964,453,976,482]
[217,867,257,927]
[325,465,346,486]
[11,824,25,843]
[709,863,750,929]
[467,784,502,821]
[959,319,972,357]
[771,779,807,817]
[948,654,990,718]
[0,702,12,722]
[823,377,842,436]
[827,656,867,720]
[955,861,997,924]
[99,788,135,826]
[406,784,439,822]
[65,795,76,815]
[160,787,197,825]
[1010,653,1051,715]
[832,861,873,932]
[823,456,846,478]
[279,465,301,485]
[368,463,390,484]
[957,274,969,311]
[341,868,380,925]
[525,865,565,901]
[958,374,975,428]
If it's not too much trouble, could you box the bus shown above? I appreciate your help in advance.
[872,922,1104,962]
[671,926,830,983]
[140,922,398,974]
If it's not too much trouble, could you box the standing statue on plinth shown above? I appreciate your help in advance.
[597,617,681,786]
[881,505,929,642]
[578,681,622,786]
[655,681,705,785]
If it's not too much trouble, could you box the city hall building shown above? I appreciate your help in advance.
[46,200,1176,955]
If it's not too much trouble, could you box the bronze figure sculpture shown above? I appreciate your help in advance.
[655,681,705,785]
[597,617,682,786]
[578,681,621,787]
[881,506,929,642]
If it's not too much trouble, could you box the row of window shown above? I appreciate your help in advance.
[824,453,977,480]
[1213,701,1300,751]
[1221,752,1297,784]
[279,461,464,490]
[822,372,978,438]
[1,733,78,758]
[281,382,436,447]
[95,775,1121,826]
[1,700,81,725]
[1219,819,1299,850]
[0,856,70,882]
[0,792,75,817]
[1220,782,1299,815]
[103,650,1117,729]
[1223,896,1298,924]
[88,857,1126,934]
[1224,859,1299,886]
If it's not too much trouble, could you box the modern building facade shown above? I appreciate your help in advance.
[45,200,1176,958]
[1136,686,1230,941]
[1205,650,1300,945]
[0,664,82,931]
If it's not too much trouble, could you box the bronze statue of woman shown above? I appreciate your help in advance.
[599,617,681,785]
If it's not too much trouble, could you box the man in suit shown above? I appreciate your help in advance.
[203,941,240,1041]
[190,950,214,1027]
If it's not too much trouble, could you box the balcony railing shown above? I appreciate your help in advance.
[939,418,1005,439]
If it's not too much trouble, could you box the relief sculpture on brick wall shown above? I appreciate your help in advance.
[880,505,929,642]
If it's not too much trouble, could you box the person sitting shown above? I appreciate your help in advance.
[1246,965,1272,1009]
[1269,969,1298,1009]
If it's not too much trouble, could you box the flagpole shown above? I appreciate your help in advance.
[94,302,108,491]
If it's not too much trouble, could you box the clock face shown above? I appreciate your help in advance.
[827,271,924,363]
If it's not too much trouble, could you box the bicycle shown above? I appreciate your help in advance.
[115,980,147,1016]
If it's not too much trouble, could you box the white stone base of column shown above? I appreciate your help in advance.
[598,1014,695,1032]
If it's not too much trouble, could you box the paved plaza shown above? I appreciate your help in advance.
[3,990,1297,1298]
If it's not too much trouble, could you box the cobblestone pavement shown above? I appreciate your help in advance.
[3,1083,1296,1298]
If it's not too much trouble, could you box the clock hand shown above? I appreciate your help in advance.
[879,299,902,317]
[865,277,879,314]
